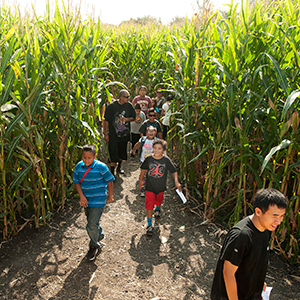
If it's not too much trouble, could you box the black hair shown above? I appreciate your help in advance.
[148,107,155,114]
[253,188,288,213]
[153,139,167,151]
[167,94,174,101]
[135,103,141,110]
[82,144,96,155]
[139,85,147,91]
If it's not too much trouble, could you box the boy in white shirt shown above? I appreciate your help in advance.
[132,126,158,196]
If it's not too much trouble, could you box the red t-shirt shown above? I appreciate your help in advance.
[132,96,152,115]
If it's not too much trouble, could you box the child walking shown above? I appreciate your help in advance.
[130,103,146,157]
[139,139,182,236]
[73,144,115,261]
[132,126,158,196]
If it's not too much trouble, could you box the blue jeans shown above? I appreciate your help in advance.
[84,206,105,249]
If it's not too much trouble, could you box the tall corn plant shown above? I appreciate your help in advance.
[0,1,114,239]
[164,0,300,261]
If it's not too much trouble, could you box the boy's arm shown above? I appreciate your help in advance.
[172,171,182,192]
[74,183,88,208]
[132,141,141,155]
[223,260,239,300]
[106,181,114,203]
[139,169,147,189]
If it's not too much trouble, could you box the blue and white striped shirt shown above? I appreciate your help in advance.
[73,160,115,207]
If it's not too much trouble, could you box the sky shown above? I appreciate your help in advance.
[3,0,238,25]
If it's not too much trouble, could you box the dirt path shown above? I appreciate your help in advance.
[0,157,299,299]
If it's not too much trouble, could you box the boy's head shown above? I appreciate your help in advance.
[167,94,174,101]
[156,88,163,98]
[253,188,288,213]
[153,139,167,151]
[146,126,157,139]
[147,108,156,120]
[253,188,288,232]
[139,85,147,97]
[82,144,96,167]
[135,103,141,114]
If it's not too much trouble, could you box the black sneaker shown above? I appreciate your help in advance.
[146,225,154,236]
[154,210,161,218]
[87,246,98,261]
[116,164,124,174]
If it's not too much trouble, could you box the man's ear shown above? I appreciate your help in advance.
[254,207,262,216]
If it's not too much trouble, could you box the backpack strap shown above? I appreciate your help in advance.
[80,167,91,184]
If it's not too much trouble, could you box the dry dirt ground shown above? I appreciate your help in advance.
[1,156,300,299]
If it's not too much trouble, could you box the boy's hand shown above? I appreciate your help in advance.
[176,183,182,192]
[80,196,88,208]
[107,196,113,203]
[139,181,143,190]
[132,150,136,155]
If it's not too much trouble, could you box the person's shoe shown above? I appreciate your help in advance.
[140,191,145,197]
[116,164,124,174]
[87,245,98,261]
[154,209,161,218]
[98,233,106,246]
[146,225,154,236]
[98,233,105,241]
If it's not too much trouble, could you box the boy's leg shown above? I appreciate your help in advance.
[85,207,105,249]
[145,191,155,236]
[154,192,164,217]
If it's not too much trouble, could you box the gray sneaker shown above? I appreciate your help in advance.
[146,225,154,236]
[154,210,161,218]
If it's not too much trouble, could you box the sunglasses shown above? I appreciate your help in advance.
[123,95,130,98]
[148,114,156,117]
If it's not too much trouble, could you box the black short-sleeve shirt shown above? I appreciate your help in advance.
[211,216,271,300]
[104,101,136,142]
[141,155,177,194]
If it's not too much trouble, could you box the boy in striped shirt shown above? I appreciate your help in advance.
[73,145,114,261]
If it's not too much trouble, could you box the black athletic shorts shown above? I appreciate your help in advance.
[108,138,128,162]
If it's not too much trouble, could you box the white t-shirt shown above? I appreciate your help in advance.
[161,102,171,126]
[140,138,155,162]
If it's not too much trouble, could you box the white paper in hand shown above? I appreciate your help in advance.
[176,189,187,203]
[261,286,272,300]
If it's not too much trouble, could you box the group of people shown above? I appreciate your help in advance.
[73,88,289,300]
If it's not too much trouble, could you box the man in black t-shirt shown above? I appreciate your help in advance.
[211,188,288,300]
[103,89,136,175]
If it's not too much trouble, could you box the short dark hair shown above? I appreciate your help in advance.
[148,108,155,115]
[167,94,174,101]
[135,103,141,110]
[119,89,129,98]
[153,139,167,151]
[82,144,96,155]
[253,188,288,213]
[139,85,147,91]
